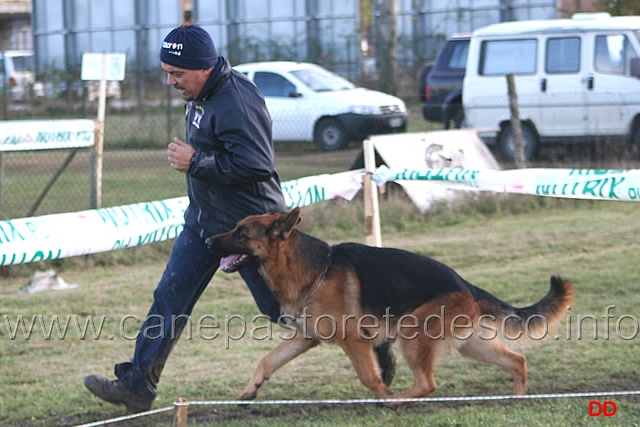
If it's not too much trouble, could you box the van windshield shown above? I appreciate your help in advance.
[11,55,34,72]
[595,34,639,75]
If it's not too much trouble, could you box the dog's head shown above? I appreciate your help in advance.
[205,208,302,273]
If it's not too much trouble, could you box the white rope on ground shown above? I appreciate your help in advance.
[74,406,173,427]
[178,389,640,406]
[75,390,640,426]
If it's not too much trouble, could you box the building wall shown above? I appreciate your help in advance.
[31,0,359,76]
[28,0,601,80]
[0,0,32,50]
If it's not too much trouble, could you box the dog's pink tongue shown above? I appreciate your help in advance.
[220,254,241,272]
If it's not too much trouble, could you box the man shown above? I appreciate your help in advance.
[84,24,394,413]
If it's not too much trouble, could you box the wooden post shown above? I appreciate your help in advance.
[173,397,189,427]
[90,54,107,209]
[506,73,527,168]
[363,139,382,247]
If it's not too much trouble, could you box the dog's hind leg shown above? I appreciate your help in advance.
[239,334,319,400]
[458,337,528,395]
[386,336,439,406]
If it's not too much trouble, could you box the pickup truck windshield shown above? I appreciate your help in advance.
[291,68,354,92]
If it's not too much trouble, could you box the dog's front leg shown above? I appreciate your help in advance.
[340,339,393,400]
[239,333,319,400]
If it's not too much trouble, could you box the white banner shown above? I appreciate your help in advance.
[0,120,95,151]
[282,169,364,209]
[373,167,640,202]
[0,198,188,267]
[0,170,365,267]
[368,131,501,212]
[4,166,639,267]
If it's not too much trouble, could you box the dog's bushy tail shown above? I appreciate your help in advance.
[475,275,574,342]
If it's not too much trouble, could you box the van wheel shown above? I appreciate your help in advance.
[498,123,538,161]
[314,118,347,151]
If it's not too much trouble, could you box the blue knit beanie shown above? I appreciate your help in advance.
[160,24,218,70]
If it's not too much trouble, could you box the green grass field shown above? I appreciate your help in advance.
[2,112,640,425]
[2,191,640,425]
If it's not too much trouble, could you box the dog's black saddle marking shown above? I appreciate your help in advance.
[330,243,476,317]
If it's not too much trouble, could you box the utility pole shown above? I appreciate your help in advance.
[181,0,193,24]
[375,0,398,95]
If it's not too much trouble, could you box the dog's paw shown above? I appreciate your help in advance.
[383,403,404,410]
[237,388,258,401]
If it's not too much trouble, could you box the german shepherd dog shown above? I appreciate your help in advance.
[206,208,574,405]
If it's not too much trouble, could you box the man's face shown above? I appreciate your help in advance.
[162,63,213,101]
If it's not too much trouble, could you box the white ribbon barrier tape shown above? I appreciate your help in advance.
[0,197,189,267]
[3,167,638,266]
[373,167,640,202]
[0,170,365,267]
[282,169,364,209]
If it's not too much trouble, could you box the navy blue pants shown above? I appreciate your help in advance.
[114,226,281,395]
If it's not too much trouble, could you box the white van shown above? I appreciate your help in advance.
[462,13,640,160]
[0,50,36,101]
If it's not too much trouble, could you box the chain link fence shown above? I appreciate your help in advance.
[2,70,639,220]
[0,75,190,220]
[0,51,427,221]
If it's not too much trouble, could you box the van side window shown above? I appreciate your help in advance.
[254,72,297,97]
[595,34,638,75]
[479,39,537,75]
[546,37,580,73]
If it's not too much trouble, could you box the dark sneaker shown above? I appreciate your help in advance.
[374,340,397,387]
[84,375,155,413]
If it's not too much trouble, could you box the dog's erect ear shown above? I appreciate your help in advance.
[269,208,301,240]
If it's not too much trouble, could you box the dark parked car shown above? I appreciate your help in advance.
[421,34,470,129]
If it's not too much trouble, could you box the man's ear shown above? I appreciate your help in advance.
[269,208,301,240]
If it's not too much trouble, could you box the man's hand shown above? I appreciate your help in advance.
[167,137,195,173]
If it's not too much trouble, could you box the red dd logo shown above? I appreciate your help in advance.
[589,401,617,416]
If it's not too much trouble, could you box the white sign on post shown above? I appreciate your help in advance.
[80,53,126,81]
[0,120,95,151]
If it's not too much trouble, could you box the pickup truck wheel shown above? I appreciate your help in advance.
[314,118,348,151]
[498,123,538,161]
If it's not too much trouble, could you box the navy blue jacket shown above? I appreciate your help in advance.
[183,57,286,238]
